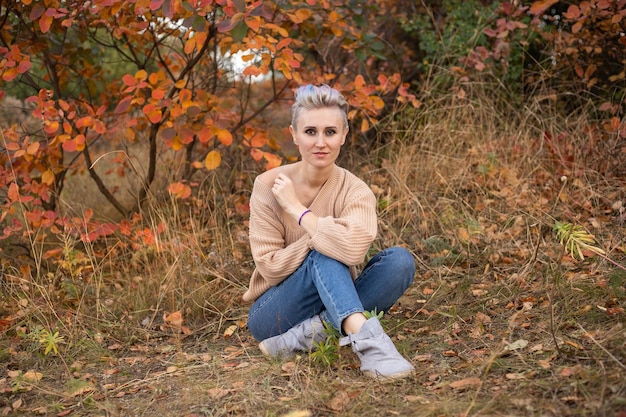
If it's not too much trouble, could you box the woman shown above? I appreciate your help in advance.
[244,84,415,379]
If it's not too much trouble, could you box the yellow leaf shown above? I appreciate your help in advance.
[223,324,237,337]
[294,9,311,22]
[41,170,55,185]
[205,150,222,170]
[360,118,369,133]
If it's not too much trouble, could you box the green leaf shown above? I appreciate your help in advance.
[231,21,248,43]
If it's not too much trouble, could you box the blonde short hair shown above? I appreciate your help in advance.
[291,84,349,130]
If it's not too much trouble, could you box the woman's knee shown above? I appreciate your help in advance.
[309,250,350,271]
[387,246,415,285]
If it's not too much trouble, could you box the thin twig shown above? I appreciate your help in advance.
[547,292,562,356]
[577,323,626,370]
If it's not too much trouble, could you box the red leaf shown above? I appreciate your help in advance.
[29,3,46,20]
[150,0,164,11]
[17,58,31,74]
[115,96,133,114]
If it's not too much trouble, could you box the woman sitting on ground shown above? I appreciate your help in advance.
[243,83,415,380]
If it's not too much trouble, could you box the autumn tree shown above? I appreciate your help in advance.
[0,0,418,261]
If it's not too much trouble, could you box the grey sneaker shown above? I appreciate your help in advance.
[340,317,414,380]
[259,315,327,358]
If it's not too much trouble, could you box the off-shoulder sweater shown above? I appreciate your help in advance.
[243,164,377,302]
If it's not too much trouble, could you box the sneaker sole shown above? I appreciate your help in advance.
[362,369,414,381]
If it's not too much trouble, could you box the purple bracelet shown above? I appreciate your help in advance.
[298,209,311,225]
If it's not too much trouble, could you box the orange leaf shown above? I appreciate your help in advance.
[62,139,77,152]
[45,120,59,135]
[39,12,53,33]
[74,134,86,151]
[41,170,55,185]
[8,182,19,202]
[121,74,136,87]
[2,68,18,82]
[163,310,184,327]
[250,148,263,161]
[167,182,191,199]
[250,132,267,148]
[143,104,162,124]
[263,152,282,170]
[151,88,165,100]
[294,8,311,23]
[205,150,222,170]
[216,129,233,146]
[26,142,40,155]
[245,16,260,31]
[529,0,559,15]
[184,37,196,54]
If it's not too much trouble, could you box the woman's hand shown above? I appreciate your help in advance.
[271,173,302,213]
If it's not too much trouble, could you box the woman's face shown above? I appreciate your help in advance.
[290,106,348,169]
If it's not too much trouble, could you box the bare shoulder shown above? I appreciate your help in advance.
[255,163,297,187]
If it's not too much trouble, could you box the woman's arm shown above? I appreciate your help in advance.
[248,180,311,285]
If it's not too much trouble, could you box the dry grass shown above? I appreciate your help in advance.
[1,86,625,416]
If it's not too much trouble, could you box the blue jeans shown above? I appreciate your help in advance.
[247,246,415,341]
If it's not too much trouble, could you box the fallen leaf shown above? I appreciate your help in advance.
[328,390,351,412]
[281,411,312,417]
[223,324,238,338]
[207,387,231,399]
[65,379,94,397]
[449,377,482,389]
[281,362,296,373]
[22,371,43,383]
[163,311,185,332]
[404,395,430,404]
[503,339,528,352]
[537,359,552,369]
[11,399,22,410]
[474,312,491,324]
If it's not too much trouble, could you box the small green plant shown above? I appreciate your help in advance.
[20,326,65,356]
[553,221,605,261]
[310,339,339,367]
[363,308,384,321]
[310,321,340,367]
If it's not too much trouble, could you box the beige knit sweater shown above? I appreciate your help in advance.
[243,164,377,303]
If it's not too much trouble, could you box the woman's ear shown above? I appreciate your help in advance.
[289,125,297,144]
[341,126,349,145]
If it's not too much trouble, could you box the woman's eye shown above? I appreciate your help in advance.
[305,128,316,135]
[325,129,336,136]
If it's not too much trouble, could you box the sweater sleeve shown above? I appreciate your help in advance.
[309,182,377,266]
[248,179,311,286]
